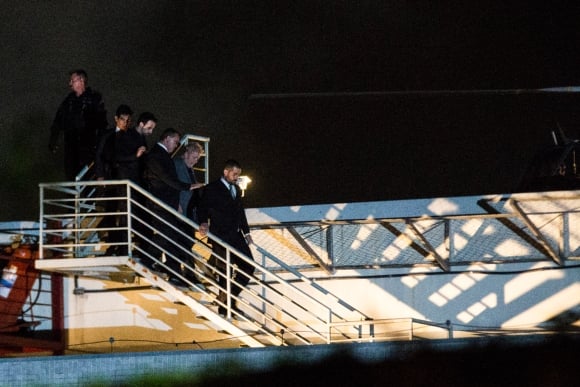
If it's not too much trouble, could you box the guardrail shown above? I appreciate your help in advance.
[38,180,376,345]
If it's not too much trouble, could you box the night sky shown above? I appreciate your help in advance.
[2,1,580,221]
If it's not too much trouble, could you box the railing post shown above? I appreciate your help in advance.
[225,247,231,316]
[560,212,567,258]
[74,182,81,258]
[260,251,267,323]
[39,185,44,259]
[326,225,334,266]
[446,319,453,339]
[327,308,332,344]
[126,182,132,258]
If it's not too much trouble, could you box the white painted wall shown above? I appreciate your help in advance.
[50,260,579,350]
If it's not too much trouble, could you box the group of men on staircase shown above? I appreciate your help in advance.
[48,69,254,317]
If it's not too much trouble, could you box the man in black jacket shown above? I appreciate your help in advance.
[198,159,254,316]
[49,69,108,180]
[115,112,156,186]
[94,104,133,255]
[144,128,198,284]
[94,104,133,181]
[113,111,157,254]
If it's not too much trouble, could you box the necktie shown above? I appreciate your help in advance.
[188,168,196,183]
[230,184,236,199]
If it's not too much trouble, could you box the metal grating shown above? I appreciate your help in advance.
[248,190,580,271]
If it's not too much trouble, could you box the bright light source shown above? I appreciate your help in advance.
[237,175,252,196]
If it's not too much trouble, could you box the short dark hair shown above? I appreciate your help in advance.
[159,127,181,141]
[70,69,88,81]
[224,159,241,170]
[115,104,133,117]
[136,112,157,125]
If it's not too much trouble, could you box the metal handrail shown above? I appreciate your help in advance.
[38,179,375,345]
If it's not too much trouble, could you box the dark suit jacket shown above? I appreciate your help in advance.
[174,157,201,219]
[144,143,190,209]
[95,127,116,179]
[115,127,147,184]
[198,178,250,245]
[49,87,108,179]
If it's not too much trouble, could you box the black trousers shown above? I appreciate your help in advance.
[97,185,125,254]
[105,185,149,256]
[212,232,254,305]
[143,201,198,282]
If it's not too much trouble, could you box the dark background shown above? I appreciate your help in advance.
[2,1,580,221]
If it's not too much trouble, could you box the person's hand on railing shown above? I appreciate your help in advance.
[245,233,253,245]
[190,182,204,190]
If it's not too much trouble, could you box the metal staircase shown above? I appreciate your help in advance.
[36,179,375,347]
[32,136,580,351]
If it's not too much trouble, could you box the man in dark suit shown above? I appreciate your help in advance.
[115,112,157,186]
[114,112,157,253]
[49,69,108,180]
[144,128,198,284]
[198,159,254,316]
[94,104,133,255]
[174,142,204,222]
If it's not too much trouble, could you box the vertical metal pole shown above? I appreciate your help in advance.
[226,247,231,317]
[204,141,210,185]
[74,182,81,258]
[326,225,334,267]
[126,182,132,257]
[260,251,267,324]
[444,219,451,258]
[327,308,331,344]
[39,185,44,259]
[560,213,567,258]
